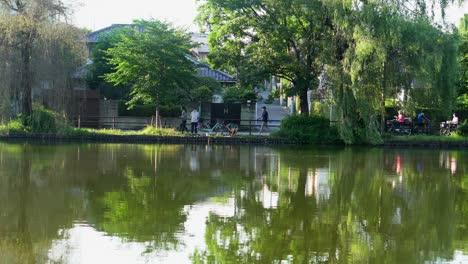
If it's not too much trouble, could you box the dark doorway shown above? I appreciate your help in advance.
[210,103,241,125]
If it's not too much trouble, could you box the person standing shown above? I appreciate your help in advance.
[258,106,269,134]
[190,108,199,133]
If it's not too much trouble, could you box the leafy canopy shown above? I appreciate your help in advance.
[104,20,199,108]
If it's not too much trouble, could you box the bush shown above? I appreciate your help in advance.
[140,126,179,136]
[6,118,29,133]
[223,88,257,103]
[29,106,69,134]
[118,101,180,117]
[457,120,468,136]
[273,115,342,144]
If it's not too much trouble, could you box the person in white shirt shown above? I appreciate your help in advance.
[190,108,199,133]
[448,113,459,126]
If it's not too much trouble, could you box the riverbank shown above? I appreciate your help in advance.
[0,133,294,145]
[383,135,468,148]
[2,133,468,148]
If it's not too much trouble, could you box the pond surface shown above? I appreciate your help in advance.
[0,143,467,264]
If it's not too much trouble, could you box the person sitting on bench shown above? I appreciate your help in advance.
[225,123,239,136]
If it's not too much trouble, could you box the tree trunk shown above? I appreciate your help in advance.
[155,94,160,128]
[381,62,387,133]
[20,40,33,116]
[297,83,309,116]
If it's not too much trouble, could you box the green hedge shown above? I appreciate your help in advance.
[118,101,180,117]
[273,115,342,144]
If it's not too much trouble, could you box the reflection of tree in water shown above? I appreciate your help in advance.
[0,144,83,263]
[192,148,467,264]
[86,144,247,252]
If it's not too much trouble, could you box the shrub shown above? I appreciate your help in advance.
[118,101,180,117]
[140,126,179,136]
[28,105,70,134]
[223,88,256,103]
[273,115,342,144]
[6,118,29,133]
[457,120,468,136]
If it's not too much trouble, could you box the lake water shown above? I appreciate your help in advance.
[0,143,466,264]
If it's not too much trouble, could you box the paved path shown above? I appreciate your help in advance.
[256,90,290,124]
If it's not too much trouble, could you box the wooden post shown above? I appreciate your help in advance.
[78,115,81,128]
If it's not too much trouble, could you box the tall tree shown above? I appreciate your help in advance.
[197,0,332,115]
[0,0,74,116]
[458,14,468,108]
[104,20,199,126]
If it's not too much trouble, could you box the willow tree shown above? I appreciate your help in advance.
[322,0,460,144]
[0,0,85,117]
[197,0,333,115]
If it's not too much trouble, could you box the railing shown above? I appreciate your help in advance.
[72,116,283,135]
[73,115,153,129]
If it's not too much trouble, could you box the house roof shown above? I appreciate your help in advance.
[87,24,141,43]
[195,63,236,83]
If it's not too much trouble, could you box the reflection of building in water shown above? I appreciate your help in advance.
[305,168,331,203]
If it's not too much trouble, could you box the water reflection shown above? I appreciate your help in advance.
[0,143,466,263]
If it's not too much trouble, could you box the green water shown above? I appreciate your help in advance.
[0,143,466,264]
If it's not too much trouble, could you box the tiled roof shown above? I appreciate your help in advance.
[189,58,236,83]
[196,65,236,83]
[87,24,141,43]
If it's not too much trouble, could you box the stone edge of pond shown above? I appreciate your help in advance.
[0,134,296,145]
[382,140,468,148]
[2,134,468,148]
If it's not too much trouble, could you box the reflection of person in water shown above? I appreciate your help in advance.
[416,160,423,174]
[450,157,457,175]
[395,155,402,175]
[189,146,199,172]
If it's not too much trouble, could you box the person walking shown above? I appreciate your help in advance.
[258,106,269,134]
[179,106,189,133]
[190,108,199,134]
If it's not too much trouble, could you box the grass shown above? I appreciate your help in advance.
[62,126,183,137]
[0,123,184,137]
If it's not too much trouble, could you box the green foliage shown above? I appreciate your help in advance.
[222,87,256,103]
[104,20,198,109]
[139,126,179,136]
[458,14,468,108]
[457,120,468,136]
[28,105,69,134]
[274,115,342,144]
[117,101,180,117]
[0,119,28,134]
[0,105,69,135]
[197,0,330,114]
[192,86,214,103]
[87,28,131,99]
[0,0,86,115]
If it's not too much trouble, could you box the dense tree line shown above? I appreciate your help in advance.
[197,0,464,143]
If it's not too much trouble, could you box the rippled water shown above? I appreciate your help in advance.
[0,143,466,264]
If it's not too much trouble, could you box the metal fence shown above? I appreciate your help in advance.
[72,115,282,135]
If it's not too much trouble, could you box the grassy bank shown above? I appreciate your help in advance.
[0,123,182,137]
